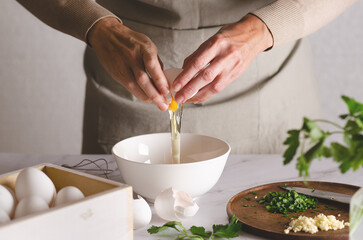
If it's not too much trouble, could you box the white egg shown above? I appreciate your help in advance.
[14,196,49,219]
[0,209,10,225]
[154,187,199,221]
[15,167,56,206]
[54,186,84,207]
[0,185,16,218]
[133,195,152,229]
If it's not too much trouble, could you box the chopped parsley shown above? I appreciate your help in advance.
[325,205,335,210]
[258,190,318,214]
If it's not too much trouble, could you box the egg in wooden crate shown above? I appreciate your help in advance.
[0,163,133,240]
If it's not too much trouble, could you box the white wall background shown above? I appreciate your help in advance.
[0,1,362,154]
[0,1,86,154]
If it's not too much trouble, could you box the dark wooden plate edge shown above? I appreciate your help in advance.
[226,181,360,240]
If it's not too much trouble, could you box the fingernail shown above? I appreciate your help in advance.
[175,95,184,104]
[191,91,198,98]
[160,103,168,111]
[173,83,181,92]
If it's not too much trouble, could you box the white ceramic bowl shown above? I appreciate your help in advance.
[112,133,230,202]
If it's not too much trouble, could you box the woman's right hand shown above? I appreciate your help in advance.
[87,17,170,111]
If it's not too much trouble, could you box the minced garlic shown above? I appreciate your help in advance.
[284,214,349,234]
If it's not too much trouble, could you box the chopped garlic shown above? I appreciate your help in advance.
[284,214,349,234]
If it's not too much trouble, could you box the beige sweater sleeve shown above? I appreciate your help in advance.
[16,0,357,46]
[251,0,358,47]
[16,0,121,43]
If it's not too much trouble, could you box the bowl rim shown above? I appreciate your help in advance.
[111,132,231,166]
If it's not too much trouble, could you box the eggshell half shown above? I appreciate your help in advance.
[0,185,16,218]
[164,68,183,99]
[0,209,10,224]
[133,195,152,229]
[15,167,56,206]
[164,68,198,102]
[14,196,49,219]
[154,187,199,221]
[54,186,85,207]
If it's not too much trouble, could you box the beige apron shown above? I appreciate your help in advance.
[82,0,321,154]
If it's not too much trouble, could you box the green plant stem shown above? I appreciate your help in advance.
[329,131,345,135]
[300,135,306,155]
[312,119,344,130]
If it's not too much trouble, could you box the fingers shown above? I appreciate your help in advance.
[132,66,169,111]
[174,55,226,103]
[158,55,164,70]
[116,66,151,103]
[187,60,244,104]
[188,73,231,104]
[172,36,222,97]
[143,51,169,95]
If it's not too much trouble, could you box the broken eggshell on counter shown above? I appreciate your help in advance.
[133,195,152,229]
[154,187,199,221]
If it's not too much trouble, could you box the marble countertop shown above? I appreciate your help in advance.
[0,153,362,239]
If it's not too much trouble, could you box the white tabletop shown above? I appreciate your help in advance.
[0,153,362,239]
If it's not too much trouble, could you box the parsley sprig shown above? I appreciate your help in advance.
[283,96,363,177]
[147,214,241,239]
[258,190,318,214]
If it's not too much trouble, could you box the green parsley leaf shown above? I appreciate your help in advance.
[147,225,168,234]
[189,226,212,238]
[213,223,241,239]
[331,142,350,162]
[283,130,300,165]
[147,221,187,235]
[342,96,363,117]
[282,96,363,177]
[147,214,241,240]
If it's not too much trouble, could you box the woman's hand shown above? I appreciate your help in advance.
[87,17,170,111]
[172,14,273,104]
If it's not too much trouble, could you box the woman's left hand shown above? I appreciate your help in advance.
[172,14,273,104]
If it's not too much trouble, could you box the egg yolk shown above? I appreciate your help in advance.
[169,96,178,112]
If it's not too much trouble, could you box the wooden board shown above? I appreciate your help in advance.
[227,181,360,240]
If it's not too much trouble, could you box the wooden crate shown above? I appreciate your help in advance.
[0,163,133,240]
